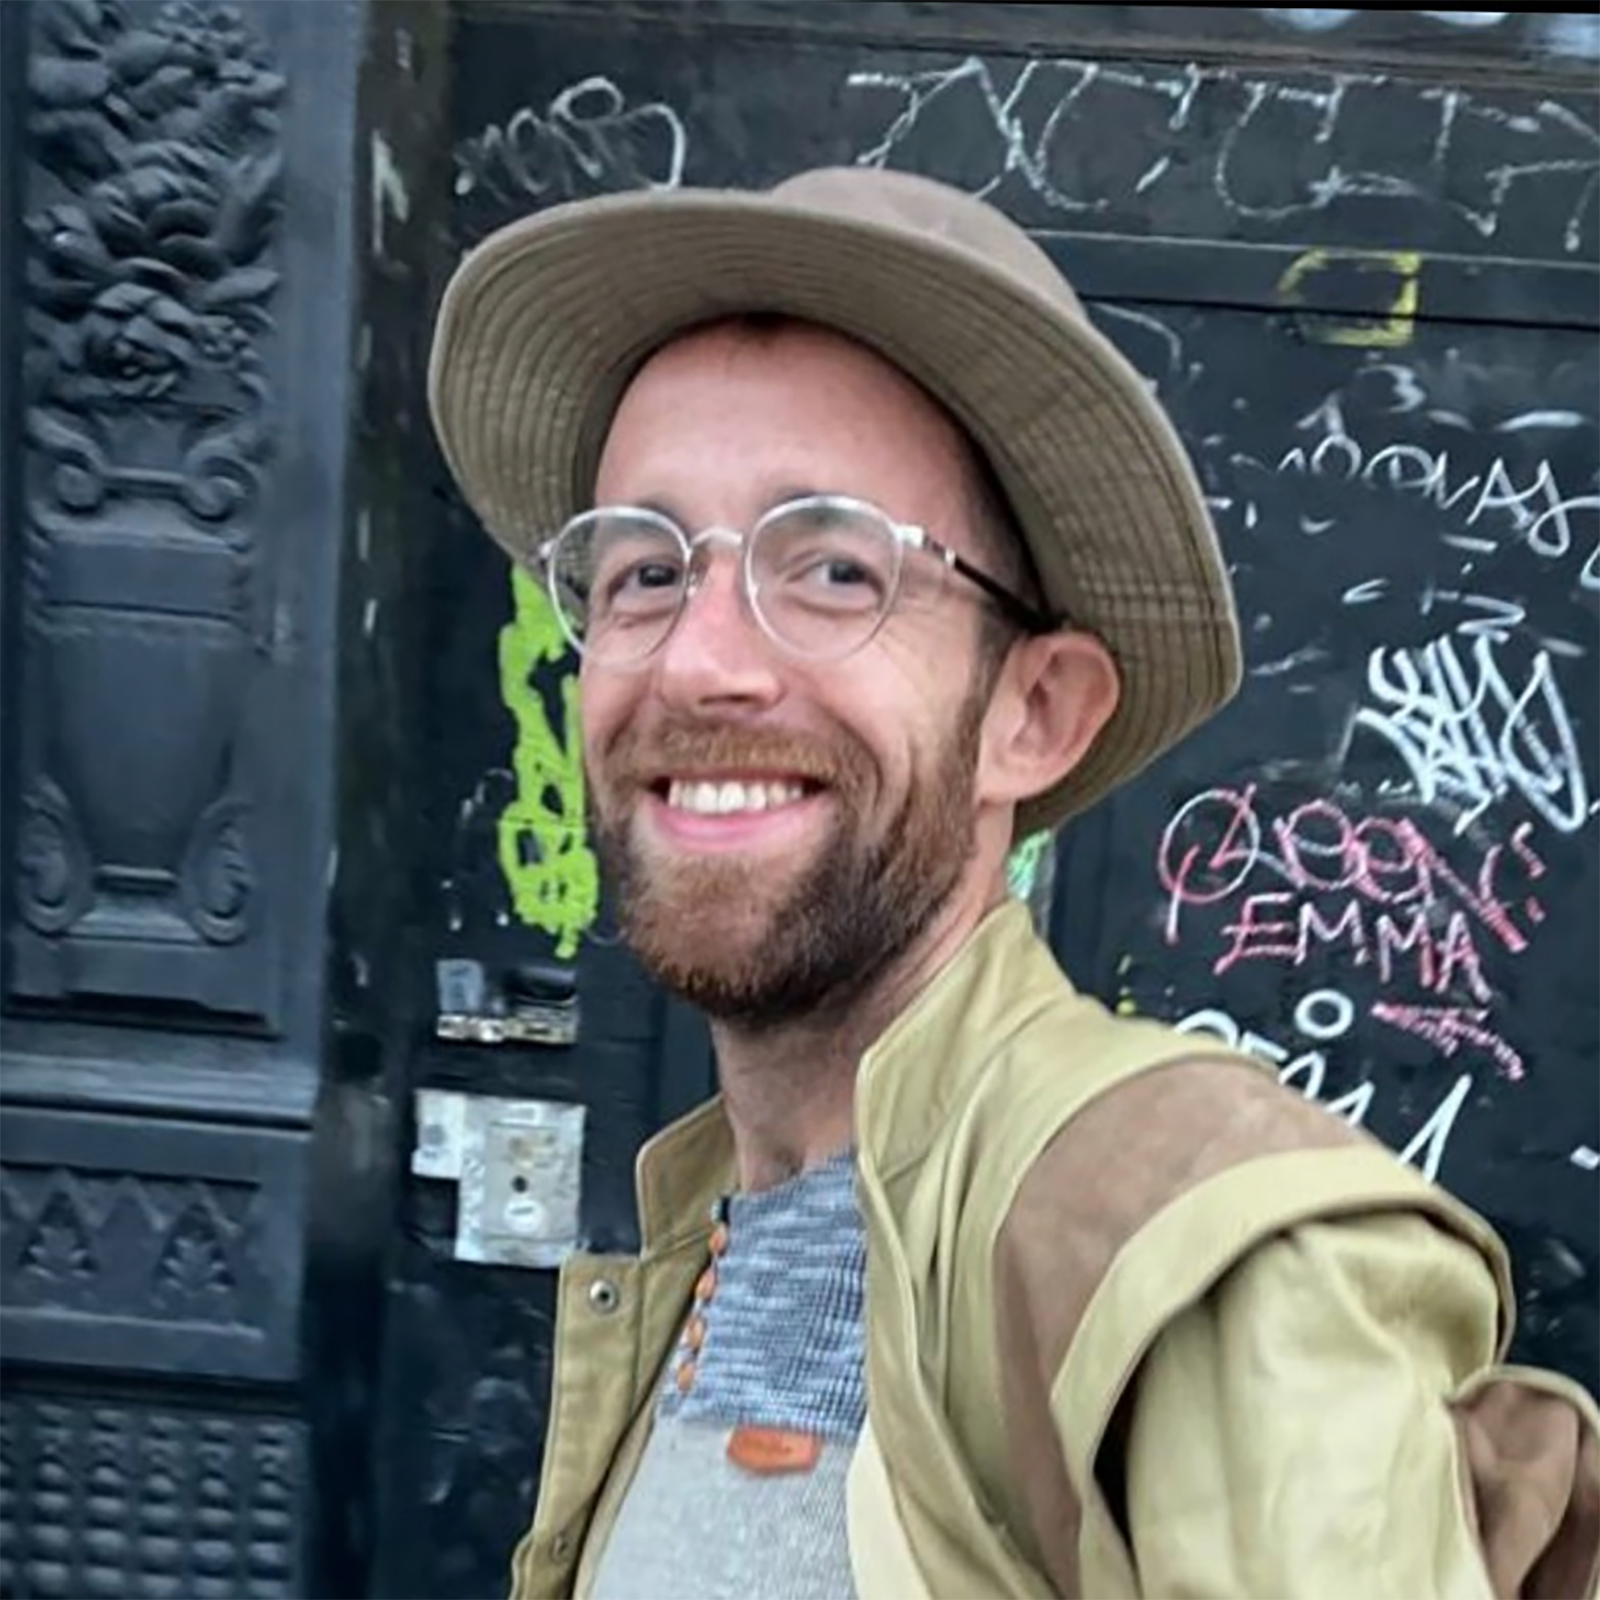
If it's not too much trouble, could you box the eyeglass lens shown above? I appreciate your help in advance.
[546,500,906,664]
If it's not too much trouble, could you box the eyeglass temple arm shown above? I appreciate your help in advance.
[915,529,1060,635]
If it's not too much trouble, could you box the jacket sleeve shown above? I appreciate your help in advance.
[1120,1210,1600,1600]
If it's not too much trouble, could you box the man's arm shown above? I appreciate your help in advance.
[1121,1209,1599,1599]
[987,1059,1600,1599]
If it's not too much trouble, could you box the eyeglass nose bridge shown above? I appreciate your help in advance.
[669,523,805,660]
[676,524,756,609]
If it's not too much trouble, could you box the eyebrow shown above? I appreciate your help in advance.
[615,487,844,527]
[766,484,829,509]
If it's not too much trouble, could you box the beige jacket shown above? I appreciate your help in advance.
[510,902,1600,1599]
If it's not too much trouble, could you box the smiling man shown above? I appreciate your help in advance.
[429,170,1598,1600]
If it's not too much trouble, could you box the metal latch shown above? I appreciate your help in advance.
[412,1090,585,1266]
[434,958,579,1046]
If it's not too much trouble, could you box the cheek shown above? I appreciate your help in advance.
[870,628,983,741]
[813,664,939,797]
[577,671,634,766]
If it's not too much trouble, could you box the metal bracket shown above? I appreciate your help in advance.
[412,1089,585,1267]
[433,957,580,1047]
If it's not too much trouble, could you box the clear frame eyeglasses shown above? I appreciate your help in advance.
[530,494,1058,668]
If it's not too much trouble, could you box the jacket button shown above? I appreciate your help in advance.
[587,1278,621,1315]
[549,1531,572,1561]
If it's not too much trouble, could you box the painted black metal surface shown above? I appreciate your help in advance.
[416,5,1598,1594]
[0,2,409,1597]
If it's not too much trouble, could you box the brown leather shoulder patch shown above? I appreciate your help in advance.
[1453,1375,1600,1600]
[992,1055,1365,1593]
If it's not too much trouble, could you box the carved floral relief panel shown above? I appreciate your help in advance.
[10,0,287,1018]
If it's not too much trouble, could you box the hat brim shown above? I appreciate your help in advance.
[428,188,1241,834]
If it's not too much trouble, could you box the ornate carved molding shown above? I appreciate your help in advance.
[9,0,285,1016]
[0,1108,305,1380]
[3,1164,255,1323]
[0,1391,304,1599]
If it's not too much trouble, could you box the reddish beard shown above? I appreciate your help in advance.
[588,707,984,1029]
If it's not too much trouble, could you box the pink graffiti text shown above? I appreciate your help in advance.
[1157,785,1546,1002]
[1370,1001,1525,1082]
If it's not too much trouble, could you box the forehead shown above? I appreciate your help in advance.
[593,319,980,521]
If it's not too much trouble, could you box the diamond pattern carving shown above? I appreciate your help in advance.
[1,1164,255,1325]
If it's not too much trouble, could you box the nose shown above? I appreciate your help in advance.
[651,542,784,714]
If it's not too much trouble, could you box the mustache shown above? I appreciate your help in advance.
[598,717,867,792]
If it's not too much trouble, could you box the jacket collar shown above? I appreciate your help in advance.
[631,900,1069,1244]
[855,900,1073,1182]
[634,1092,735,1256]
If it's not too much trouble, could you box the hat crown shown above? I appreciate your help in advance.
[770,167,1085,315]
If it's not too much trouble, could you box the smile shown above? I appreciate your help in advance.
[664,777,812,816]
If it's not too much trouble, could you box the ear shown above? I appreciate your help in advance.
[977,630,1121,811]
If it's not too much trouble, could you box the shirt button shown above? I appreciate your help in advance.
[587,1278,621,1315]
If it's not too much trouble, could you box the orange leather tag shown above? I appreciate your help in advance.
[726,1425,823,1475]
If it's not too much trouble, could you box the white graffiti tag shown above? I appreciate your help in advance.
[455,77,686,204]
[1357,637,1590,834]
[847,56,1600,254]
[1275,405,1600,594]
[1175,993,1474,1182]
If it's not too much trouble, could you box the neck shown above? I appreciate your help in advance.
[711,877,1008,1192]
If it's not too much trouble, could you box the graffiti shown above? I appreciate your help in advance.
[1006,831,1051,901]
[1370,1001,1524,1081]
[1277,402,1599,589]
[1277,248,1423,349]
[454,76,686,206]
[496,569,598,959]
[1175,992,1475,1181]
[370,130,411,262]
[1356,637,1590,835]
[1253,8,1600,62]
[1158,785,1548,1008]
[847,56,1600,254]
[1006,830,1057,937]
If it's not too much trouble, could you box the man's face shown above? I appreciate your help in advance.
[581,321,1003,1028]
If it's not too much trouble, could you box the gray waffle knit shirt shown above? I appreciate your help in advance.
[587,1151,865,1600]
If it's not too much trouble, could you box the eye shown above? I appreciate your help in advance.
[623,560,682,592]
[581,516,687,620]
[804,554,874,588]
[757,503,895,612]
[600,553,686,611]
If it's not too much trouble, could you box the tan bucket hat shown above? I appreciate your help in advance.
[428,166,1241,834]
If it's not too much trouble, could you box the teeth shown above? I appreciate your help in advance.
[667,779,807,815]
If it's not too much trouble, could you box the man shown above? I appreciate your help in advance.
[429,169,1599,1598]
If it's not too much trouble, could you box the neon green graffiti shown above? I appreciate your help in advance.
[1006,831,1050,902]
[496,567,599,958]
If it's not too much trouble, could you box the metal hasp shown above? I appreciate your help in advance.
[412,1091,586,1267]
[434,957,580,1046]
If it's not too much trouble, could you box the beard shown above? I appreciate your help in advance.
[588,693,987,1031]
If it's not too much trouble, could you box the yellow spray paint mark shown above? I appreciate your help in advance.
[496,567,598,958]
[1277,248,1423,348]
[1113,952,1140,1016]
